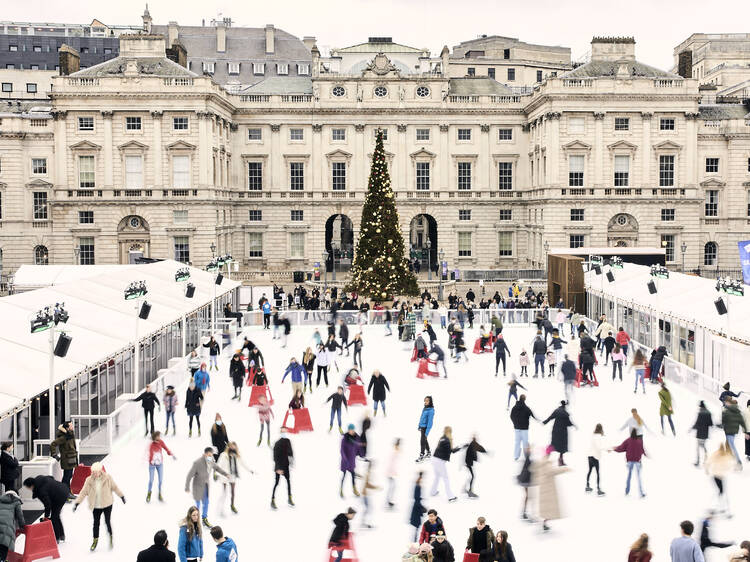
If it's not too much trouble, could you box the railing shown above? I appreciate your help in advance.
[281,95,313,103]
[240,95,270,102]
[163,78,194,86]
[67,78,99,86]
[653,79,683,88]
[689,267,743,279]
[490,95,522,103]
[562,79,594,87]
[449,95,480,103]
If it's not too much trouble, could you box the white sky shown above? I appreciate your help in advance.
[4,0,750,70]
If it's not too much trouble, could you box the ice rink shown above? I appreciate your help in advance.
[41,321,749,561]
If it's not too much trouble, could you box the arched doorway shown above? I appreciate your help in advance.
[607,213,638,247]
[325,214,354,272]
[409,214,438,273]
[117,215,150,264]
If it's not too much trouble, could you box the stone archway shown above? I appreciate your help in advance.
[117,215,150,264]
[607,213,639,247]
[409,214,438,271]
[325,214,354,272]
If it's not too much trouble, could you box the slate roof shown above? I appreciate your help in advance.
[698,104,750,120]
[449,77,515,95]
[71,56,196,78]
[563,60,679,79]
[241,76,313,95]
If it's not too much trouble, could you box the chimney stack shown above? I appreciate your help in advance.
[166,40,187,67]
[265,24,275,54]
[216,20,226,53]
[168,21,179,46]
[303,36,316,51]
[311,44,320,77]
[59,44,80,76]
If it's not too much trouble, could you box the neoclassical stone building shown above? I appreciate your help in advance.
[0,34,748,277]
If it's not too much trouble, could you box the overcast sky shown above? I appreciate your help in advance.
[4,0,749,70]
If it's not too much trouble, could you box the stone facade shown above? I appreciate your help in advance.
[0,34,749,277]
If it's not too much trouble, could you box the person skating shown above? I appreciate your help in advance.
[518,349,529,377]
[338,318,350,355]
[340,424,361,498]
[185,381,204,438]
[430,342,448,378]
[251,365,268,387]
[288,389,305,410]
[493,334,511,377]
[531,333,546,377]
[326,387,348,434]
[453,327,467,363]
[210,526,238,562]
[616,327,631,358]
[163,386,178,435]
[417,396,435,463]
[386,439,401,509]
[257,395,274,446]
[611,344,625,381]
[430,530,454,562]
[532,448,570,532]
[0,443,20,492]
[620,408,650,438]
[184,447,230,528]
[360,416,372,459]
[579,333,596,384]
[430,426,460,502]
[419,509,446,544]
[0,489,25,562]
[699,513,733,554]
[210,414,229,461]
[177,506,203,562]
[560,354,577,403]
[691,401,714,466]
[409,472,426,542]
[466,517,494,555]
[132,384,161,436]
[721,398,747,467]
[548,330,567,376]
[301,347,315,393]
[136,530,176,562]
[719,382,741,405]
[543,400,576,466]
[229,354,245,400]
[480,530,516,562]
[72,462,125,551]
[649,345,668,383]
[611,428,647,498]
[659,382,677,436]
[360,460,380,528]
[193,363,211,394]
[627,533,652,562]
[424,320,437,345]
[602,332,616,366]
[49,421,78,494]
[188,350,201,379]
[328,508,356,562]
[247,346,264,370]
[23,475,68,542]
[446,317,456,358]
[282,358,307,396]
[705,442,735,516]
[510,395,536,461]
[146,431,176,502]
[415,332,429,360]
[202,336,221,371]
[347,333,364,369]
[585,424,606,496]
[217,442,253,514]
[270,428,294,510]
[315,343,332,387]
[367,370,390,417]
[462,435,487,498]
[517,446,533,520]
[669,520,704,562]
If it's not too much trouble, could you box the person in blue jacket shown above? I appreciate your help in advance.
[177,506,203,562]
[193,363,211,393]
[416,396,435,463]
[281,358,307,396]
[210,526,238,562]
[262,300,272,330]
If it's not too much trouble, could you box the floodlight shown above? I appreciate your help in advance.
[650,265,669,280]
[175,267,191,282]
[124,281,148,300]
[716,277,744,297]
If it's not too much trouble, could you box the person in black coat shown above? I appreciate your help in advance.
[338,320,350,356]
[691,400,715,466]
[0,443,20,492]
[579,335,596,382]
[23,475,68,542]
[493,335,511,377]
[424,321,437,344]
[543,401,576,466]
[136,530,176,562]
[480,531,517,562]
[531,334,547,377]
[210,414,229,461]
[431,530,455,562]
[229,354,245,400]
[247,347,264,369]
[271,430,294,509]
[185,381,204,438]
[367,370,391,417]
[329,508,356,560]
[132,384,160,436]
[510,395,536,461]
[463,436,487,498]
[602,332,616,366]
[409,472,426,542]
[202,336,221,371]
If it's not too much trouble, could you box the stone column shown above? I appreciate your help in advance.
[312,124,322,191]
[684,112,699,188]
[197,112,211,187]
[439,124,449,190]
[354,124,365,192]
[593,112,605,188]
[151,111,163,188]
[100,111,113,188]
[397,124,407,190]
[52,111,68,190]
[479,124,490,189]
[546,112,561,186]
[641,112,652,187]
[270,124,281,191]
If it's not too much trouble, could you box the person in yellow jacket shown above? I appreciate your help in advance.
[72,462,125,551]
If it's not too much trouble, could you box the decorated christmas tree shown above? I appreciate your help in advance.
[346,129,419,299]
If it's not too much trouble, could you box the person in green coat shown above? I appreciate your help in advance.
[721,399,748,466]
[50,421,78,495]
[658,383,676,436]
[490,314,503,336]
[0,490,25,561]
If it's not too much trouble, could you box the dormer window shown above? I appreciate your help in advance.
[202,61,215,74]
[253,63,265,75]
[297,64,310,75]
[277,63,289,75]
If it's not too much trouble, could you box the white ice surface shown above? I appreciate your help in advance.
[36,323,750,561]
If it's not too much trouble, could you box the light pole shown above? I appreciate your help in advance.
[680,242,687,273]
[176,267,192,355]
[125,281,148,392]
[716,277,744,381]
[438,248,445,302]
[331,241,339,282]
[426,238,432,281]
[322,250,329,292]
[649,265,669,348]
[543,240,550,273]
[209,243,217,335]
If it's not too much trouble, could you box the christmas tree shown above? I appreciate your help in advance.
[346,129,419,299]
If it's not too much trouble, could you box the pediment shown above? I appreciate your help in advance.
[117,140,149,151]
[652,140,682,151]
[562,140,592,151]
[326,149,353,159]
[167,140,197,151]
[410,148,437,159]
[700,178,726,187]
[69,140,101,151]
[607,140,638,151]
[26,178,53,188]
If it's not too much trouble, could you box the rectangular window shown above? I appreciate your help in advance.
[227,62,240,75]
[458,162,472,190]
[614,117,630,131]
[297,64,310,75]
[332,162,346,191]
[26,83,37,93]
[9,46,17,52]
[30,65,39,70]
[375,128,388,141]
[78,116,94,131]
[569,234,584,249]
[568,116,584,134]
[33,192,48,220]
[290,162,304,190]
[289,128,304,141]
[173,210,188,224]
[660,118,675,131]
[570,208,585,221]
[248,232,263,257]
[248,210,262,222]
[661,208,675,222]
[248,162,262,190]
[659,155,675,186]
[5,65,14,70]
[416,162,430,190]
[172,155,190,188]
[1,83,11,93]
[499,209,512,221]
[503,48,510,59]
[202,61,215,74]
[467,67,475,76]
[253,63,265,75]
[125,116,141,131]
[79,237,95,265]
[498,162,513,190]
[507,68,515,81]
[614,155,630,186]
[331,128,346,141]
[173,117,189,130]
[125,155,143,188]
[536,70,543,82]
[248,128,262,141]
[661,234,675,261]
[458,232,472,257]
[705,157,719,173]
[174,236,190,263]
[32,158,47,174]
[458,209,471,221]
[0,192,2,220]
[290,232,305,258]
[416,128,430,141]
[498,232,513,256]
[705,190,719,217]
[457,128,472,141]
[276,63,289,75]
[104,48,112,55]
[290,210,304,221]
[33,46,41,53]
[79,155,95,188]
[78,210,94,224]
[487,68,495,79]
[498,128,513,141]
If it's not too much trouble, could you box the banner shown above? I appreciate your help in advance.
[739,241,750,285]
[441,260,448,280]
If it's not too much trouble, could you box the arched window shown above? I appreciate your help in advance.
[703,241,717,266]
[34,245,49,265]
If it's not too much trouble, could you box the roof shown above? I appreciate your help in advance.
[334,41,426,54]
[698,104,750,120]
[0,100,52,117]
[71,56,196,78]
[449,77,514,95]
[241,76,312,95]
[0,260,239,418]
[562,60,679,79]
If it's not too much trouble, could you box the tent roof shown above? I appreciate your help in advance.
[0,260,239,418]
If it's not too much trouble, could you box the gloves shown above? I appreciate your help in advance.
[52,454,60,462]
[121,496,126,504]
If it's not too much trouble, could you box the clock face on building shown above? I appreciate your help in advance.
[332,86,345,97]
[129,217,141,229]
[374,86,388,98]
[416,86,430,97]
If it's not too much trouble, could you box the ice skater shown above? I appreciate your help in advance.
[721,398,747,467]
[462,435,487,498]
[315,343,331,387]
[184,447,230,528]
[145,431,175,503]
[519,349,529,377]
[229,353,245,400]
[507,375,526,410]
[585,424,606,496]
[620,408,650,438]
[340,424,362,498]
[270,428,294,510]
[543,400,576,466]
[217,442,253,514]
[256,395,274,447]
[367,370,390,417]
[611,428,647,498]
[493,334,510,377]
[611,344,625,381]
[386,439,401,509]
[185,381,204,438]
[691,401,714,466]
[532,447,570,532]
[360,460,380,528]
[301,347,315,393]
[548,329,567,376]
[705,443,735,517]
[202,336,220,371]
[409,472,425,542]
[631,350,648,394]
[326,386,348,434]
[416,396,435,463]
[430,426,460,502]
[163,385,178,435]
[72,462,125,551]
[347,333,364,369]
[658,382,676,436]
[430,341,448,378]
[510,394,536,461]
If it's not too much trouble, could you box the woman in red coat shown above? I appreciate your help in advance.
[627,533,652,562]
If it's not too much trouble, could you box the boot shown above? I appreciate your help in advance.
[338,426,344,435]
[288,494,295,507]
[373,409,377,417]
[189,429,192,438]
[146,491,151,503]
[340,484,344,498]
[415,453,424,463]
[90,538,98,551]
[257,437,262,446]
[267,436,271,446]
[271,498,277,510]
[158,492,164,502]
[164,428,169,436]
[231,504,238,514]
[467,491,479,498]
[597,488,605,496]
[202,517,212,528]
[329,425,333,433]
[585,485,592,492]
[108,534,113,549]
[353,486,360,497]
[198,428,201,437]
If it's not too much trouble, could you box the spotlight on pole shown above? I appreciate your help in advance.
[610,256,624,269]
[650,265,669,280]
[716,276,744,297]
[124,281,148,300]
[590,255,603,267]
[175,267,191,283]
[29,307,54,333]
[206,260,219,273]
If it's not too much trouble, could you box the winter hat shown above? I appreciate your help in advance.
[407,544,420,555]
[698,400,705,408]
[723,382,731,390]
[91,462,103,473]
[347,424,356,431]
[418,543,432,554]
[347,507,357,515]
[166,385,174,390]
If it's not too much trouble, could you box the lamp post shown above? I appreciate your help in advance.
[331,241,339,282]
[209,243,217,336]
[176,267,191,355]
[322,250,329,292]
[438,248,445,302]
[543,240,549,271]
[716,277,744,381]
[680,242,687,273]
[649,265,669,348]
[125,281,148,392]
[426,238,432,281]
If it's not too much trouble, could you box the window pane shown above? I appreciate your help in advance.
[498,162,513,190]
[248,162,262,190]
[332,162,346,190]
[458,162,471,190]
[290,162,304,190]
[248,128,262,141]
[290,232,305,258]
[416,162,430,190]
[248,233,263,257]
[661,234,674,261]
[614,155,629,187]
[659,155,674,186]
[173,156,190,188]
[458,232,472,256]
[79,155,95,188]
[174,236,190,263]
[79,237,95,264]
[498,232,512,256]
[125,155,143,188]
[33,192,48,219]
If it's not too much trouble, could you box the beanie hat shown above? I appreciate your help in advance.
[347,424,356,431]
